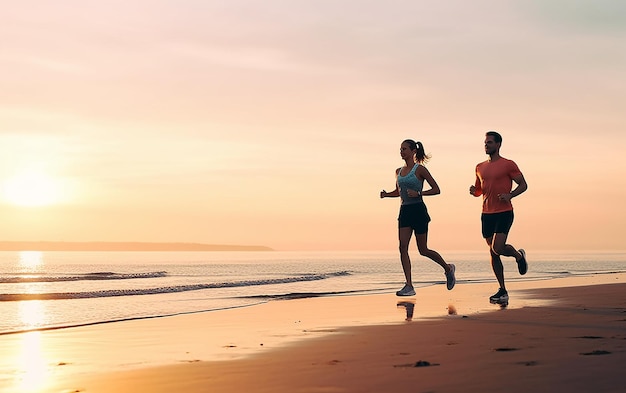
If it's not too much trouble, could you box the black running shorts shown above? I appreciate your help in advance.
[481,210,514,238]
[398,202,431,234]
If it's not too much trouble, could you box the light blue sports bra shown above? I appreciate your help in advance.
[397,164,424,205]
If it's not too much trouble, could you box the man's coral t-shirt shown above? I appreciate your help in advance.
[475,158,522,214]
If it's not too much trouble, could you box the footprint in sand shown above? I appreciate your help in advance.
[393,360,440,368]
[580,350,611,356]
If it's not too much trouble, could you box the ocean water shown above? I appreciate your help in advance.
[0,250,624,335]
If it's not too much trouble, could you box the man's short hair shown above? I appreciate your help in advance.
[486,131,502,143]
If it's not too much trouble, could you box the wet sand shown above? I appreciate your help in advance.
[2,273,624,392]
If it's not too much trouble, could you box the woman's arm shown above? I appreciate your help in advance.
[380,168,401,198]
[416,165,440,196]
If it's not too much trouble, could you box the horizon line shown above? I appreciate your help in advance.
[0,241,274,252]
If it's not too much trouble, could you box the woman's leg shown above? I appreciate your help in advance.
[415,231,451,273]
[398,227,414,286]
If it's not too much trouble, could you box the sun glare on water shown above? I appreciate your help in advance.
[2,169,63,207]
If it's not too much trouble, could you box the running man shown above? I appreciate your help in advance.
[470,131,528,304]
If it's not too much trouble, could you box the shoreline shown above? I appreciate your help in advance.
[2,270,621,337]
[1,273,624,392]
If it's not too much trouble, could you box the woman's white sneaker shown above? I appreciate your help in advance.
[396,284,416,296]
[446,264,456,290]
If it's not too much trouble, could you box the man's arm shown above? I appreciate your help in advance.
[510,174,527,198]
[498,174,527,202]
[469,174,482,197]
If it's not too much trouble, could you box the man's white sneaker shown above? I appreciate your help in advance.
[517,249,528,275]
[489,288,509,304]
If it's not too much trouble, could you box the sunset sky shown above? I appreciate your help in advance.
[1,1,624,251]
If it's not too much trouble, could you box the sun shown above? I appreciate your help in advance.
[3,169,63,207]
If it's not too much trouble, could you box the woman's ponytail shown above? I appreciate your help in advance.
[415,141,431,163]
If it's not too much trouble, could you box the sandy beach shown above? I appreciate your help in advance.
[2,273,624,393]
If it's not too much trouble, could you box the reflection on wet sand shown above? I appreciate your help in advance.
[396,300,415,321]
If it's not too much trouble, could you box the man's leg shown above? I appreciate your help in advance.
[491,232,522,261]
[486,236,505,290]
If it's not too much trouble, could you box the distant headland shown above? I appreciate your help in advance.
[0,241,274,252]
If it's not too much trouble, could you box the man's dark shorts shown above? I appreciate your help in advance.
[398,202,431,234]
[481,210,514,238]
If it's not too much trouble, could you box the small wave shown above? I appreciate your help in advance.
[0,271,351,301]
[0,271,168,284]
[242,288,384,300]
